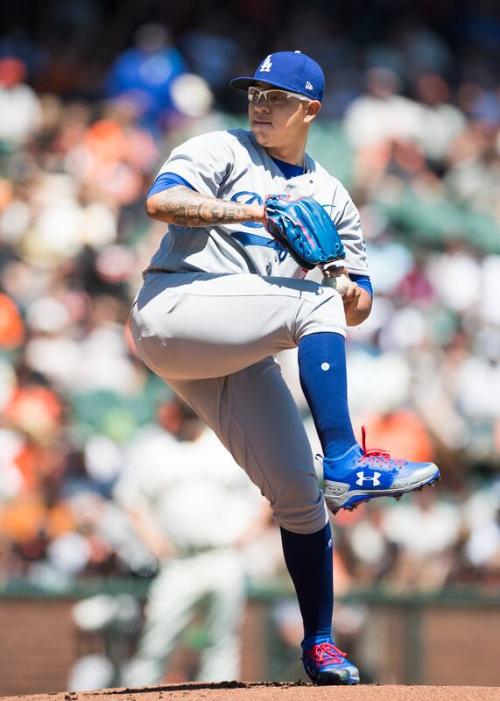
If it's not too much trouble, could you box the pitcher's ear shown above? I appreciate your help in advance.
[304,100,321,122]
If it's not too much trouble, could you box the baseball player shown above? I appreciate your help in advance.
[115,399,269,684]
[130,51,440,685]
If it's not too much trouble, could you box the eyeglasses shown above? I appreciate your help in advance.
[247,86,311,106]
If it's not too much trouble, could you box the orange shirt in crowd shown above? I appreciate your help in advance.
[357,410,434,463]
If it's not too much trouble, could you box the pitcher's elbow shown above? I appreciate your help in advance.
[145,196,160,219]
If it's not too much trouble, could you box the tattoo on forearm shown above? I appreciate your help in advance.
[148,186,258,226]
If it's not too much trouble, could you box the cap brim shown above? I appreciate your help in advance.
[230,76,319,99]
[229,77,258,91]
[230,76,295,92]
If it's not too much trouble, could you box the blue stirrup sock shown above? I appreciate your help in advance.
[298,332,357,460]
[280,522,334,649]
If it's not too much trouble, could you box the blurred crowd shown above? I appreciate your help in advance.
[1,0,500,684]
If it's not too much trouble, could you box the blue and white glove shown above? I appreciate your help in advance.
[264,194,345,270]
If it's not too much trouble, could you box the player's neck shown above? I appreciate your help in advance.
[265,143,306,168]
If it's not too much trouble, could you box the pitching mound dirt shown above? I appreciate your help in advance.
[2,682,500,701]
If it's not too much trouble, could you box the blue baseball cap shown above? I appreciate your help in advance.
[230,51,324,102]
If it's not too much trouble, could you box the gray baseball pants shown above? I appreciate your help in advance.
[130,271,347,534]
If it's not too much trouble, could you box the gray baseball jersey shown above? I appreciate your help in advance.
[147,128,368,278]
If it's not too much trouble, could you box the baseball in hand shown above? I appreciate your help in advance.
[322,271,350,296]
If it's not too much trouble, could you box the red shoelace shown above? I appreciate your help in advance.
[358,426,405,468]
[304,642,347,666]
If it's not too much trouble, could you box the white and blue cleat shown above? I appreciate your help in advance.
[322,427,441,514]
[302,642,360,685]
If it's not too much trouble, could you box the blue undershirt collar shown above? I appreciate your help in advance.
[271,156,305,179]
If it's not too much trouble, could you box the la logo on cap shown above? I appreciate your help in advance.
[259,55,273,72]
[229,50,324,102]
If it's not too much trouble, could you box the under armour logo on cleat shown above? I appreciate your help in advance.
[356,471,381,487]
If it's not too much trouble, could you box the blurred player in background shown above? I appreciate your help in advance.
[115,398,270,684]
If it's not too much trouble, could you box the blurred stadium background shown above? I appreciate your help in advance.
[1,0,499,694]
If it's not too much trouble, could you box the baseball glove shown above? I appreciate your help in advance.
[264,194,345,270]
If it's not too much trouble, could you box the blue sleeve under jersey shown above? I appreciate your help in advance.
[147,172,196,198]
[349,273,373,297]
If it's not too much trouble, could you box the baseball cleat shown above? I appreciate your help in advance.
[322,427,440,514]
[302,642,360,685]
